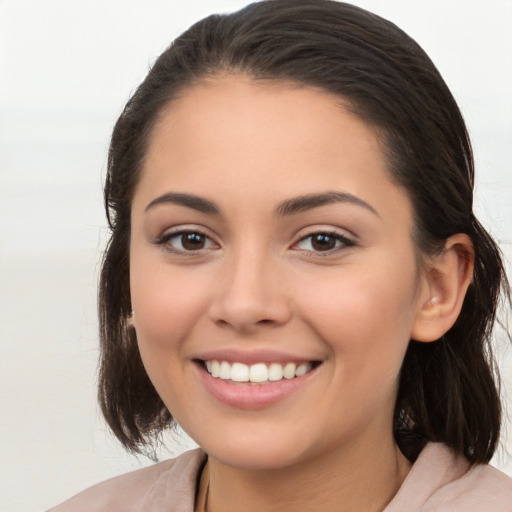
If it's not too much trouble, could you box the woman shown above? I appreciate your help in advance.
[50,0,512,510]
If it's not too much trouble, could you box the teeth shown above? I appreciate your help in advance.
[219,361,231,380]
[268,363,283,381]
[205,360,313,383]
[231,362,249,382]
[211,360,220,378]
[295,363,309,377]
[283,362,296,379]
[249,363,268,383]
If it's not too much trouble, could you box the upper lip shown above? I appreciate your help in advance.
[193,348,322,365]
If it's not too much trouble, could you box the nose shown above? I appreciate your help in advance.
[208,249,292,334]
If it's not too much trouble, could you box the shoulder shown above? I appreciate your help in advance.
[423,457,512,511]
[48,448,206,512]
[386,443,512,512]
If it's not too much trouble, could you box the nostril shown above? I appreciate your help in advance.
[208,293,292,331]
[215,318,274,328]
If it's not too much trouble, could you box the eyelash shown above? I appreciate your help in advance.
[155,229,218,255]
[292,231,356,255]
[154,228,356,255]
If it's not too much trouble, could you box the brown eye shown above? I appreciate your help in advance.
[294,231,355,253]
[311,233,337,251]
[181,232,206,250]
[160,230,216,252]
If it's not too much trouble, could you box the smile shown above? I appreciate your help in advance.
[196,357,322,410]
[204,360,314,383]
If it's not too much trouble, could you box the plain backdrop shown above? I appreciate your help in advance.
[1,1,511,510]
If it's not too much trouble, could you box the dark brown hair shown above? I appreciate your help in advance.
[98,0,509,463]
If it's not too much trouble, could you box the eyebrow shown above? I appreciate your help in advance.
[276,191,379,217]
[145,192,220,214]
[144,190,379,217]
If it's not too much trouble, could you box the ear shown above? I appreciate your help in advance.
[126,310,135,329]
[411,234,474,343]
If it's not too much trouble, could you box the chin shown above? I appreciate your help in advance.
[181,421,301,470]
[206,440,305,471]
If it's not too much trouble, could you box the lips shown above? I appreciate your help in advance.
[194,353,322,410]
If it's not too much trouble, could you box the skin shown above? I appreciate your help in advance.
[129,75,472,511]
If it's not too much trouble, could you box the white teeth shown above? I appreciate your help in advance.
[283,362,296,379]
[268,363,283,381]
[231,362,249,382]
[205,360,314,383]
[295,363,311,377]
[219,361,231,380]
[211,360,220,377]
[249,363,268,383]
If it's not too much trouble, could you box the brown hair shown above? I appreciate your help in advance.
[98,0,509,463]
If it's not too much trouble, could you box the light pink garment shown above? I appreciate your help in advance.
[384,444,512,511]
[48,449,205,512]
[49,443,512,511]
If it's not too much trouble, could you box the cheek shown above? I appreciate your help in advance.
[129,253,213,355]
[295,259,419,379]
[129,259,217,413]
[302,274,415,429]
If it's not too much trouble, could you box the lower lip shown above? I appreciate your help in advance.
[195,363,318,410]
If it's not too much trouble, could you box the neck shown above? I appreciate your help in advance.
[205,434,411,512]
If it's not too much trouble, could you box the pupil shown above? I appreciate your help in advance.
[182,233,205,250]
[312,234,335,251]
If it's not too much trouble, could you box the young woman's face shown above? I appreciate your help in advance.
[130,76,429,470]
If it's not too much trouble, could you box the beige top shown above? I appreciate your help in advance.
[49,443,512,511]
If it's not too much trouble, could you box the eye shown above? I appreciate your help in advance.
[158,230,217,252]
[294,232,355,253]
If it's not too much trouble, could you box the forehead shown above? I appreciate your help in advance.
[148,77,380,176]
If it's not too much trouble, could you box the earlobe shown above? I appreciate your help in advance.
[411,234,474,343]
[127,310,135,329]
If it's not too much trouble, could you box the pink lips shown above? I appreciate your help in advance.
[194,356,319,410]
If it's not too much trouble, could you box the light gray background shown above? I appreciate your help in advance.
[1,1,511,511]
